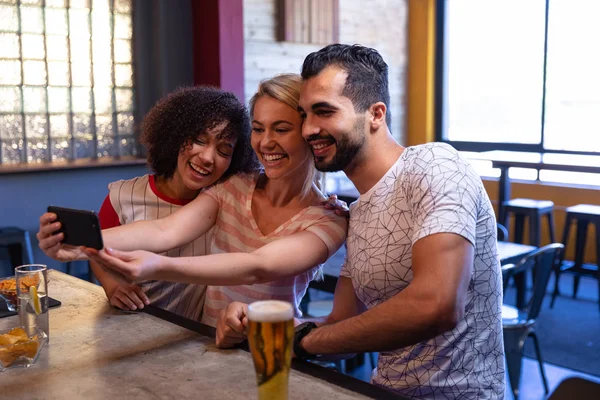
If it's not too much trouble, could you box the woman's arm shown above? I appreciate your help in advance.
[87,230,338,285]
[101,192,220,252]
[38,192,220,261]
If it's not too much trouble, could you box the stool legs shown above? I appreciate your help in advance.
[547,212,556,243]
[551,216,571,308]
[573,221,589,299]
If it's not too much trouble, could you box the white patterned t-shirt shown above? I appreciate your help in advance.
[340,143,504,399]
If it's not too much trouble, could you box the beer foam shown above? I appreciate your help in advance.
[247,300,294,322]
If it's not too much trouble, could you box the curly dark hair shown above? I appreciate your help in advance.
[301,44,391,127]
[140,86,260,181]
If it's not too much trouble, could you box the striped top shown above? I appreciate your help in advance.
[99,174,210,321]
[201,172,348,327]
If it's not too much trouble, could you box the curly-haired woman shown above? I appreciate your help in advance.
[91,86,259,319]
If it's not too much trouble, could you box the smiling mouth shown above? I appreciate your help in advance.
[188,162,211,176]
[262,153,287,162]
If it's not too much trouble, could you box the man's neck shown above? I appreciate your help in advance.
[344,135,405,195]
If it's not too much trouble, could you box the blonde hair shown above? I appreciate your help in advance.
[249,74,323,200]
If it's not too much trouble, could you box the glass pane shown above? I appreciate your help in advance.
[2,140,23,164]
[21,0,42,5]
[69,9,90,37]
[0,33,20,58]
[72,114,91,137]
[114,39,131,63]
[49,114,69,137]
[0,0,17,5]
[70,38,90,61]
[0,5,18,32]
[93,61,112,87]
[444,0,545,144]
[119,135,138,156]
[540,170,600,186]
[46,35,69,61]
[115,88,133,111]
[95,114,113,137]
[94,88,113,114]
[92,0,110,10]
[46,0,67,7]
[0,114,23,140]
[23,60,47,85]
[114,0,131,13]
[97,134,117,157]
[20,6,44,34]
[0,87,21,112]
[25,114,47,138]
[543,0,600,153]
[114,13,132,39]
[21,34,46,59]
[45,8,68,36]
[0,60,21,85]
[70,0,90,8]
[71,87,91,113]
[27,138,48,162]
[75,137,94,158]
[71,63,91,86]
[114,63,132,87]
[91,9,111,40]
[47,86,70,113]
[117,112,133,135]
[51,136,71,161]
[48,61,70,86]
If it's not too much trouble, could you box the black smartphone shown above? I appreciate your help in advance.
[47,206,104,250]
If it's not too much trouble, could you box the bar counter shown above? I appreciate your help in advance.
[0,270,404,399]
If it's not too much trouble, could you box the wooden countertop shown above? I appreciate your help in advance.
[0,270,403,399]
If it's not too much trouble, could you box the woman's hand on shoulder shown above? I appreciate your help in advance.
[321,194,349,218]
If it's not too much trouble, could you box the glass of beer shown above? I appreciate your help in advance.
[247,300,294,400]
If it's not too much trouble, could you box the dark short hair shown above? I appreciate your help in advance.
[140,86,259,181]
[301,44,391,127]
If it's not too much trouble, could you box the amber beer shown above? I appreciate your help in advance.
[247,300,294,400]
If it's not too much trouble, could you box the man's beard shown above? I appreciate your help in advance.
[313,119,365,172]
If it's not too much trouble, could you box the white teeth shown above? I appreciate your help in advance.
[189,162,210,175]
[263,154,285,161]
[312,143,330,150]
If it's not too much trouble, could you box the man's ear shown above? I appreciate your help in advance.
[368,102,387,132]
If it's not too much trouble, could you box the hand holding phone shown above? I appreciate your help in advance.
[47,206,104,250]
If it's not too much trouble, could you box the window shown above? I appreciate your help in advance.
[437,0,600,183]
[277,0,339,44]
[0,0,136,166]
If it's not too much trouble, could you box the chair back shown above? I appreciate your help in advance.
[497,223,509,242]
[502,243,564,320]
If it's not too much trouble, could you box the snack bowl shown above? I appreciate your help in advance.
[0,326,48,371]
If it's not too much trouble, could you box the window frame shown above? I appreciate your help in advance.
[434,0,600,157]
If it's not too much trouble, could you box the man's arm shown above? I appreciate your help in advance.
[300,233,473,354]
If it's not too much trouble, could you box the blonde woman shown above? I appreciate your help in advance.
[38,74,348,327]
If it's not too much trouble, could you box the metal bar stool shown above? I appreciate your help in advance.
[551,204,600,310]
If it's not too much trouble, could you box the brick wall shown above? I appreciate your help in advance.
[244,0,408,143]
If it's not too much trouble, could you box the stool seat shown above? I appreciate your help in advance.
[564,204,600,219]
[503,198,554,212]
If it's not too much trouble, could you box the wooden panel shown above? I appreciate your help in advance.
[277,0,338,44]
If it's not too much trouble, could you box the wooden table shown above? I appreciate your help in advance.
[0,271,406,399]
[470,151,600,223]
[313,241,537,295]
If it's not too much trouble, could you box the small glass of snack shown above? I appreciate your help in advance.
[0,326,47,371]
